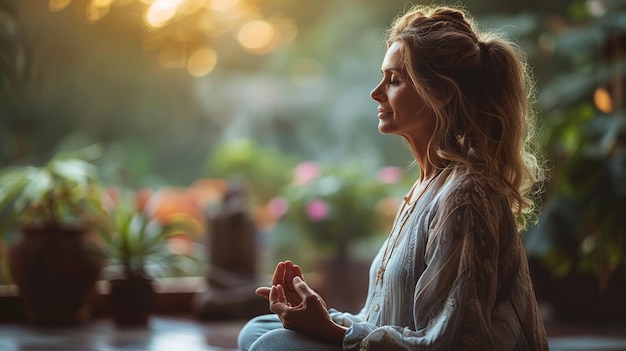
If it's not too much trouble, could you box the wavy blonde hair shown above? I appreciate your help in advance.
[387,5,546,229]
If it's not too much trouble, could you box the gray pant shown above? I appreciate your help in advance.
[237,314,343,351]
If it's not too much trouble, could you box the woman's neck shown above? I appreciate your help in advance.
[404,136,435,181]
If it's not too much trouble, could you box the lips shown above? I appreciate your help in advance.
[377,108,391,119]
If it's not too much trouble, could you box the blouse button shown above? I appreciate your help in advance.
[374,304,380,312]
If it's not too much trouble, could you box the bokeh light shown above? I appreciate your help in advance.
[237,19,277,54]
[187,47,217,77]
[585,0,607,17]
[208,0,240,12]
[94,0,114,6]
[113,0,135,6]
[593,87,613,113]
[178,0,204,15]
[86,0,113,23]
[47,0,297,74]
[49,0,72,12]
[145,0,181,29]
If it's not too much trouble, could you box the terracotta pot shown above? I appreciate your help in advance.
[109,276,155,327]
[8,224,102,325]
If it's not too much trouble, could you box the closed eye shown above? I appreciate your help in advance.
[389,73,400,85]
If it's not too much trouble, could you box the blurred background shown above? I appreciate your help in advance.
[1,0,625,328]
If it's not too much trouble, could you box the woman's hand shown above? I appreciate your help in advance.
[256,261,306,307]
[270,276,346,346]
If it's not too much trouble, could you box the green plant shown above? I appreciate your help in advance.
[0,145,107,234]
[207,138,297,206]
[523,0,626,290]
[99,192,198,280]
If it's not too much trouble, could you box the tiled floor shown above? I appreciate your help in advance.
[1,316,626,351]
[0,316,244,351]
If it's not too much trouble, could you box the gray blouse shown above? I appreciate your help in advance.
[330,168,549,350]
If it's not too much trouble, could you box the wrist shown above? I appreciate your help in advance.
[322,322,348,347]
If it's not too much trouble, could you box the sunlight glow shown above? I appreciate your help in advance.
[49,0,72,12]
[237,20,277,54]
[178,0,205,15]
[145,0,181,28]
[196,12,215,34]
[86,0,112,23]
[187,48,217,77]
[113,0,135,6]
[208,0,240,12]
[49,0,296,75]
[94,0,114,6]
[594,88,613,114]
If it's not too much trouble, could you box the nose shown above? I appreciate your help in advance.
[370,80,384,102]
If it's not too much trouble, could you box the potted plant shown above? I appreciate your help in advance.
[0,145,108,325]
[99,189,197,327]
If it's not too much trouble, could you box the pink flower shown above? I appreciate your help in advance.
[306,199,330,222]
[293,161,320,186]
[377,166,403,184]
[266,197,289,218]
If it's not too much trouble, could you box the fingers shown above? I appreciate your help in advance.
[294,264,304,280]
[272,262,286,286]
[269,284,289,305]
[269,285,278,304]
[293,276,315,300]
[272,260,303,286]
[269,284,292,316]
[292,276,328,311]
[276,284,287,302]
[283,261,295,290]
[272,261,299,284]
[283,261,305,290]
[255,287,270,300]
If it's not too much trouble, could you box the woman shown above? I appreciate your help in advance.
[238,4,549,350]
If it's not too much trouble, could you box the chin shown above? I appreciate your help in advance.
[378,122,393,135]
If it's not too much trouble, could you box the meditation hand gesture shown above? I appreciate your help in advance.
[256,261,309,307]
[255,261,346,347]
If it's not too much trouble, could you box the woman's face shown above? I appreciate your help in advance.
[370,41,436,144]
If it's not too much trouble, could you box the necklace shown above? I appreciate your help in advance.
[375,175,437,285]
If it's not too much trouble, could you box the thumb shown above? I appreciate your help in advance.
[293,276,317,303]
[293,276,328,313]
[255,287,271,300]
